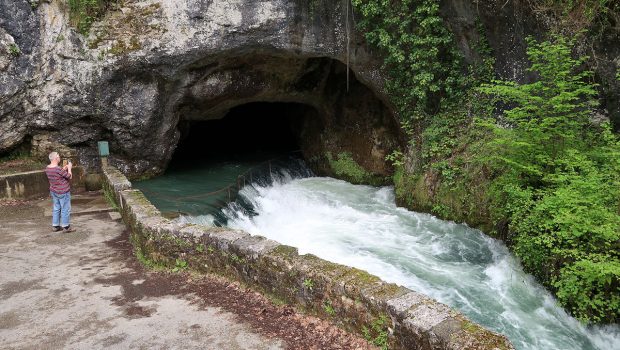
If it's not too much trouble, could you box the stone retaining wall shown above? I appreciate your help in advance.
[102,165,514,350]
[0,167,85,200]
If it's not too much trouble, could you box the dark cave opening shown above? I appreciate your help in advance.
[161,56,402,180]
[134,102,320,217]
[134,58,401,215]
[168,102,318,170]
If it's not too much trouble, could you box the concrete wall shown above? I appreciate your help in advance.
[102,165,514,350]
[0,167,85,200]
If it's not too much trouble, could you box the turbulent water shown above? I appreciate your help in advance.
[144,161,620,350]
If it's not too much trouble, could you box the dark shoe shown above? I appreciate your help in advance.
[62,225,75,233]
[52,226,62,232]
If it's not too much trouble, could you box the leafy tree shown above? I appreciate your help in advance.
[479,35,599,183]
[479,35,620,324]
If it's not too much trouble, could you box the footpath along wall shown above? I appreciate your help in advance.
[102,165,514,350]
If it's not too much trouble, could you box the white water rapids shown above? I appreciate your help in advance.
[181,169,620,350]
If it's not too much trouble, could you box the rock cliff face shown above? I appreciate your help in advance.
[0,0,618,177]
[0,0,400,177]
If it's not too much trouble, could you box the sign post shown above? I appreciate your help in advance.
[98,141,109,168]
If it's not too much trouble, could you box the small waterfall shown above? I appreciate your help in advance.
[180,162,620,350]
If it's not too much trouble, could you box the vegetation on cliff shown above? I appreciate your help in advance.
[66,0,117,34]
[352,0,620,324]
[479,36,620,324]
[351,0,466,131]
[326,152,388,186]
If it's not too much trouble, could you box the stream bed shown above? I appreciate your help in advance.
[138,159,620,350]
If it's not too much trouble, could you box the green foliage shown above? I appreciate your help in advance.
[323,299,336,316]
[361,315,389,350]
[8,43,20,56]
[302,278,314,290]
[66,0,116,35]
[229,253,244,264]
[172,258,188,272]
[479,35,598,180]
[352,0,494,175]
[133,244,167,271]
[384,150,404,167]
[351,0,464,129]
[327,152,381,185]
[554,258,620,324]
[534,0,609,19]
[480,35,620,324]
[528,0,615,35]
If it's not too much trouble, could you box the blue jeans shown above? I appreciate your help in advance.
[51,191,71,227]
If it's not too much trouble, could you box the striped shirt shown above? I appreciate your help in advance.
[45,166,71,194]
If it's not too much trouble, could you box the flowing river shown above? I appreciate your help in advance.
[138,159,620,350]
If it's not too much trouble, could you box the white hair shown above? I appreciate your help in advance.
[48,151,59,161]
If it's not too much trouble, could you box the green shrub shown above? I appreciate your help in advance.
[172,258,188,272]
[480,35,620,324]
[361,315,389,350]
[554,258,620,324]
[351,0,464,129]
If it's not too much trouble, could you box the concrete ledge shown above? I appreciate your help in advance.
[0,167,85,200]
[102,165,514,350]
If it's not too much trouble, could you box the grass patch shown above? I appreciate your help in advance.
[8,43,20,56]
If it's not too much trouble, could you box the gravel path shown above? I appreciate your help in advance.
[0,194,374,350]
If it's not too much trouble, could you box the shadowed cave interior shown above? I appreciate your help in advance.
[169,102,317,170]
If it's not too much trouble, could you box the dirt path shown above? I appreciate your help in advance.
[0,194,374,349]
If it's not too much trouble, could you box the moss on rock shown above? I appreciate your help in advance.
[327,152,388,186]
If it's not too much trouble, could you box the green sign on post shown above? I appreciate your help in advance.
[97,141,109,157]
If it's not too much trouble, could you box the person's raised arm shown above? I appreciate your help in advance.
[60,162,73,179]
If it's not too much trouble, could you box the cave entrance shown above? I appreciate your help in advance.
[135,102,319,217]
[169,101,318,171]
[164,56,403,179]
[134,57,402,216]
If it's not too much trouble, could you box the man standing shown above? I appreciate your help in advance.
[45,152,75,232]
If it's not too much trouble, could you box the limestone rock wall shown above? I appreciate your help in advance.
[1,0,397,178]
[1,0,618,177]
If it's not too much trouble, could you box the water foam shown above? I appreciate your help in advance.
[184,172,620,350]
